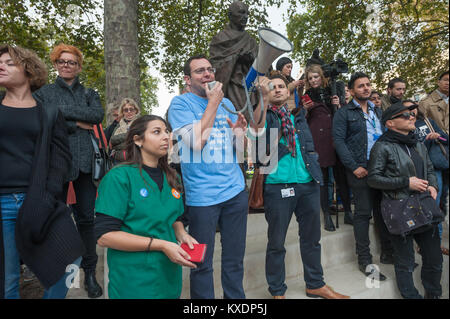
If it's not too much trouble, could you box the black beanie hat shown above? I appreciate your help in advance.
[276,57,292,71]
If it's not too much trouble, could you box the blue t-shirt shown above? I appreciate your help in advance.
[168,93,245,206]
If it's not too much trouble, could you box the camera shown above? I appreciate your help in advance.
[321,59,349,79]
[306,49,349,106]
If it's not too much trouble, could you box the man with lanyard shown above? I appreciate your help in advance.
[333,72,394,281]
[248,72,349,299]
[168,54,248,299]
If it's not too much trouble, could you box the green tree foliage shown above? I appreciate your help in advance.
[1,0,284,100]
[0,0,106,100]
[286,0,449,94]
[140,67,159,115]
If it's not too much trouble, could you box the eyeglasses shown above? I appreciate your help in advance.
[191,67,216,75]
[123,108,137,113]
[391,111,416,120]
[55,59,78,67]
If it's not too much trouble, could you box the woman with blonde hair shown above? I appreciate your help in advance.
[35,43,104,298]
[301,64,353,231]
[0,44,84,299]
[110,98,141,163]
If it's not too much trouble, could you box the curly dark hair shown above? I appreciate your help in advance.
[0,44,48,91]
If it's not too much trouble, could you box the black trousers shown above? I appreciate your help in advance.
[320,167,332,215]
[332,158,352,213]
[345,170,393,265]
[64,172,98,271]
[440,168,449,211]
[390,226,442,299]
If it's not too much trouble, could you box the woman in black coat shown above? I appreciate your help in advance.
[301,64,339,231]
[0,44,84,299]
[35,44,104,298]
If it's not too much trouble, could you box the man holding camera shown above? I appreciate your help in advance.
[333,72,394,281]
[168,54,248,299]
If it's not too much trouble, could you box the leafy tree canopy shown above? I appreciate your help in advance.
[286,0,449,94]
[1,0,284,99]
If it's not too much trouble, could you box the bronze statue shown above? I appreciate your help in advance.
[209,1,258,111]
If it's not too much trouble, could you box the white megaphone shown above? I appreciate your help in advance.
[245,27,293,89]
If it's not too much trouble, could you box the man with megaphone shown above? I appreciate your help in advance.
[168,54,249,299]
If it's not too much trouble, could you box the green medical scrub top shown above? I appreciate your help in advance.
[95,164,184,299]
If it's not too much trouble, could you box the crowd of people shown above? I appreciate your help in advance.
[0,39,448,300]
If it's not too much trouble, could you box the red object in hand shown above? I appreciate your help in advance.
[180,243,207,263]
[301,94,312,104]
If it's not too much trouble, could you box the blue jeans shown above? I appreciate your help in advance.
[1,193,81,299]
[435,170,443,239]
[264,182,325,296]
[187,190,248,299]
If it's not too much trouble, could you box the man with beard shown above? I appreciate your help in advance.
[333,72,394,280]
[209,0,258,111]
[380,77,407,111]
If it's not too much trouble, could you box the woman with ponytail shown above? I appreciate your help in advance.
[94,115,198,299]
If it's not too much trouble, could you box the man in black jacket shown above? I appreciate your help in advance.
[333,72,393,281]
[367,101,442,299]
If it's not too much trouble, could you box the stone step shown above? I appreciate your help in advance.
[244,253,449,299]
[180,213,381,298]
[75,211,449,299]
[180,212,449,299]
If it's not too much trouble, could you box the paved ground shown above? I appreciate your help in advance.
[19,246,105,299]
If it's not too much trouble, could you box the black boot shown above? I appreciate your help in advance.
[84,269,103,298]
[324,212,336,232]
[344,211,354,225]
[424,292,441,299]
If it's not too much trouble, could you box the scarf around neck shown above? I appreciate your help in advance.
[270,104,296,157]
[379,129,418,147]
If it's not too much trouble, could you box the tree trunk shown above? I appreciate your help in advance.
[104,0,140,125]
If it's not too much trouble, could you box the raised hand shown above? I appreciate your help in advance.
[227,113,248,138]
[204,81,224,108]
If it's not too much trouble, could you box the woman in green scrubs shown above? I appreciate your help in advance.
[95,115,198,299]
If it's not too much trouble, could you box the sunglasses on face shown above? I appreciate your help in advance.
[123,108,137,113]
[391,111,416,120]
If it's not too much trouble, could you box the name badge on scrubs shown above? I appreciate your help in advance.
[281,188,295,198]
[140,188,149,198]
